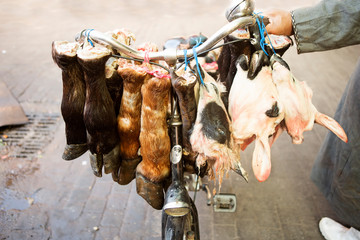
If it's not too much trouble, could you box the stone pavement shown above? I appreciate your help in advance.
[1,0,360,239]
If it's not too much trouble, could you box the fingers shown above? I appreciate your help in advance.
[262,9,293,36]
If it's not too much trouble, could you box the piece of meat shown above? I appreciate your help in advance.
[190,65,247,185]
[136,75,171,210]
[77,44,120,177]
[51,41,88,161]
[170,66,199,174]
[228,54,284,182]
[116,61,149,184]
[271,55,348,144]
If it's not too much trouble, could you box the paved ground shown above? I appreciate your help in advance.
[0,0,359,239]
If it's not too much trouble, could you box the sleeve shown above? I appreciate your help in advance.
[291,0,360,54]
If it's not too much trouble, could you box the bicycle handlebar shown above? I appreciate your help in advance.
[75,16,255,65]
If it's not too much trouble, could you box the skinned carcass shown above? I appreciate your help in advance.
[52,41,88,160]
[270,55,348,144]
[190,65,247,185]
[77,43,120,177]
[228,52,284,182]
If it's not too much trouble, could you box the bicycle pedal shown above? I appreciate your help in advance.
[213,194,236,213]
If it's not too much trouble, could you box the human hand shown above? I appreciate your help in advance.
[263,9,293,36]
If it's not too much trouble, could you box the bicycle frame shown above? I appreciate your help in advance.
[161,70,200,239]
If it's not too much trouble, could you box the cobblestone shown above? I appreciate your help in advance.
[1,0,360,239]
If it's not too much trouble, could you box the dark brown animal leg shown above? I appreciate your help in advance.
[77,45,120,177]
[51,41,88,160]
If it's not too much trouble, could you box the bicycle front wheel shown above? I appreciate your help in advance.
[162,198,200,240]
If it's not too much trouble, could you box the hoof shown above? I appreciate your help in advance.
[62,143,88,160]
[89,153,103,177]
[117,157,142,185]
[103,145,121,174]
[136,173,164,210]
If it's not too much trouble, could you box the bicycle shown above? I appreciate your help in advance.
[76,1,257,239]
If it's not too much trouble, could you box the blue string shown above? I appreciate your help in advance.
[192,39,204,85]
[86,29,95,47]
[184,49,188,71]
[252,13,276,56]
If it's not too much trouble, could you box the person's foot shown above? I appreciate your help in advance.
[319,217,360,240]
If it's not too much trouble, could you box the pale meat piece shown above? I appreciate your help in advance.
[228,54,284,182]
[271,55,348,144]
[190,65,247,184]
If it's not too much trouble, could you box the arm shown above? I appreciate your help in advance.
[265,0,360,54]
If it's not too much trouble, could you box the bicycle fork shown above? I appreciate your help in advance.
[162,70,200,240]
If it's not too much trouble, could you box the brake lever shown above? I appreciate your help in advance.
[226,0,255,22]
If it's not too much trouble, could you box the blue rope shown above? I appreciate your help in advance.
[86,29,95,47]
[184,49,188,71]
[252,13,276,56]
[192,39,204,85]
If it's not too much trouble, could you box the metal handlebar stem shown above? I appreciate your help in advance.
[76,16,255,65]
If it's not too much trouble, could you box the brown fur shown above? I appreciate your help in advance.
[117,67,149,159]
[78,51,119,155]
[51,41,87,145]
[137,76,171,182]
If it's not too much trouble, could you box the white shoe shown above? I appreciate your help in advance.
[319,217,360,240]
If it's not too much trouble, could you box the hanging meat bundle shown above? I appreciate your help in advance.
[52,23,350,213]
[52,41,88,161]
[77,43,120,177]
